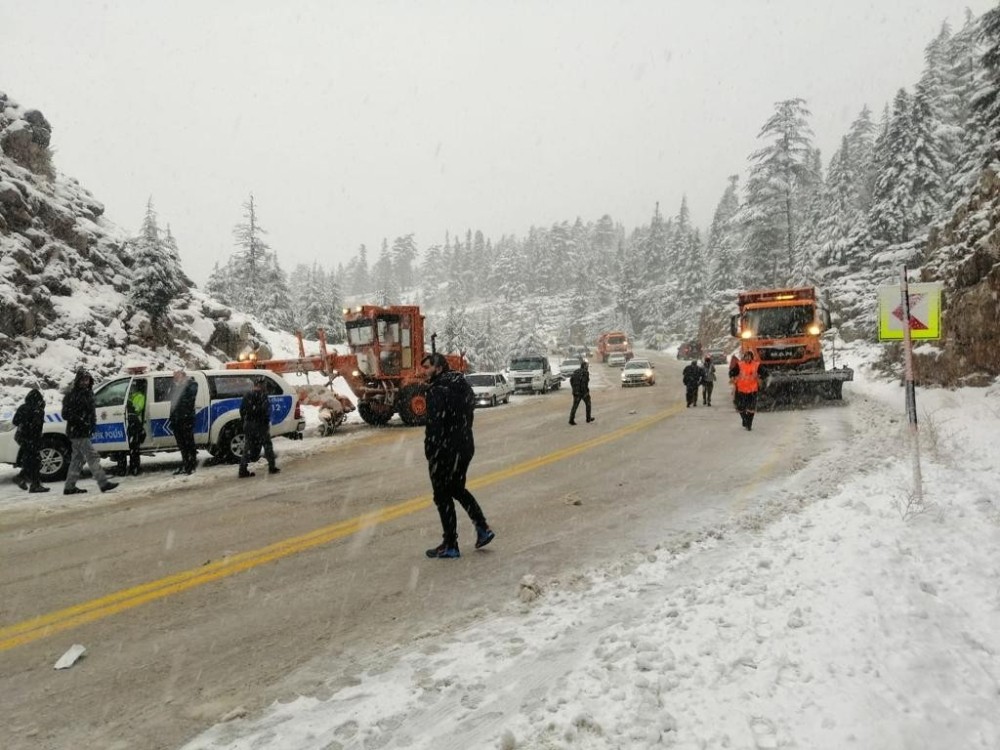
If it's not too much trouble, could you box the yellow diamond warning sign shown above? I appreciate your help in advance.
[878,283,942,340]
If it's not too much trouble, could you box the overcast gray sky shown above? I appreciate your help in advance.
[1,1,994,285]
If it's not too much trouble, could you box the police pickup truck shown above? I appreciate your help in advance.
[0,368,305,482]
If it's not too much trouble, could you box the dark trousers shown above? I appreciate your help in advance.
[240,427,276,472]
[429,450,487,548]
[20,442,41,486]
[685,385,699,407]
[173,419,198,471]
[702,382,714,405]
[569,393,591,422]
[735,391,758,429]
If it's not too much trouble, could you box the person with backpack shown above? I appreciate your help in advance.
[568,360,594,425]
[238,377,279,478]
[62,369,118,495]
[421,352,494,559]
[12,388,49,493]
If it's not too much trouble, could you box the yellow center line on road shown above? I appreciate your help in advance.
[0,406,681,652]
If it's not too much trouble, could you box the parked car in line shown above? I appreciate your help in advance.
[621,358,656,386]
[508,354,562,394]
[607,351,628,368]
[704,348,729,365]
[465,372,514,407]
[677,341,703,360]
[0,368,306,482]
[558,357,586,377]
[566,344,590,358]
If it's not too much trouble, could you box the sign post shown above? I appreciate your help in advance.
[899,268,923,505]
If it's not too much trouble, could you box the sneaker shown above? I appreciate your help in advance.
[63,487,87,495]
[586,417,595,423]
[267,467,281,475]
[425,544,461,559]
[172,467,186,475]
[101,482,118,493]
[475,526,495,549]
[29,484,50,493]
[14,476,27,491]
[238,470,255,478]
[568,420,576,425]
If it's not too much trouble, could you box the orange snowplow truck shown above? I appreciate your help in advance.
[730,286,852,400]
[225,304,466,426]
[596,331,633,363]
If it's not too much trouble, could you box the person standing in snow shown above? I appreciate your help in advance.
[701,355,717,406]
[238,377,279,478]
[12,388,49,493]
[568,360,594,425]
[682,359,703,408]
[169,369,199,475]
[729,350,766,431]
[421,352,494,559]
[62,369,118,495]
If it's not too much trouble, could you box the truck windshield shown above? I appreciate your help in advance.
[510,358,545,371]
[607,335,626,346]
[745,305,814,337]
[346,319,375,346]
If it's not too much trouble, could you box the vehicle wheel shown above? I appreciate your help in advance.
[541,382,549,394]
[38,435,71,482]
[396,385,428,426]
[358,401,395,426]
[490,396,497,407]
[218,421,245,464]
[504,394,510,404]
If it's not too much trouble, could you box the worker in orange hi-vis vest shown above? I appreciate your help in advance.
[729,350,766,431]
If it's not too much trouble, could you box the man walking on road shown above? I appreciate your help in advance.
[568,360,594,425]
[682,359,703,408]
[169,369,199,474]
[62,369,118,495]
[701,355,717,406]
[730,350,765,431]
[422,353,494,559]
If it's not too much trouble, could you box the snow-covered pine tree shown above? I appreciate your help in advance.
[869,89,917,246]
[391,233,418,296]
[973,3,1000,166]
[706,175,742,293]
[128,198,177,331]
[742,98,817,286]
[231,193,270,315]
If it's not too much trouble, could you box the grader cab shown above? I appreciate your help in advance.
[225,304,465,427]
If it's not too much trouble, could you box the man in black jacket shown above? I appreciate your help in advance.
[62,369,117,495]
[169,369,199,475]
[568,360,594,425]
[422,353,494,559]
[682,359,703,408]
[12,388,49,493]
[238,378,279,478]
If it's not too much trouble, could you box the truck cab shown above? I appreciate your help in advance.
[508,354,562,394]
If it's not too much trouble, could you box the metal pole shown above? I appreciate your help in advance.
[900,266,923,504]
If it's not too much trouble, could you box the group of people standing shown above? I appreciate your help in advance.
[11,366,281,495]
[682,350,765,430]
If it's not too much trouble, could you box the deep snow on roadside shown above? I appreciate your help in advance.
[176,350,1000,750]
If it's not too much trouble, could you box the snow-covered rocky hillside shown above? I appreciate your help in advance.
[0,91,266,412]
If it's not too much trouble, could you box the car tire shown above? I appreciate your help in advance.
[38,435,71,482]
[218,421,245,464]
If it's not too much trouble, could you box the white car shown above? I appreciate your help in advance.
[465,372,514,407]
[558,357,586,377]
[607,352,627,368]
[621,358,656,386]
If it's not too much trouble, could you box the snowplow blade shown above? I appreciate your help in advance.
[761,367,853,403]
